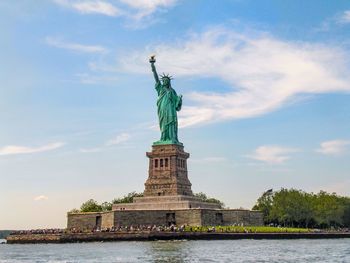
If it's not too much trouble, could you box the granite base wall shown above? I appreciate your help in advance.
[201,210,263,226]
[67,209,263,229]
[113,209,203,227]
[67,212,115,230]
[67,213,99,230]
[112,195,220,210]
[102,212,114,228]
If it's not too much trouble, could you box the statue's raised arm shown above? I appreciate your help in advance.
[149,55,159,83]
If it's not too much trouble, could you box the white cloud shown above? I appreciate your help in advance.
[315,10,350,31]
[246,145,299,164]
[120,0,176,10]
[79,133,131,154]
[34,195,49,201]
[316,139,350,155]
[53,0,121,16]
[338,10,350,24]
[53,0,177,21]
[120,0,177,19]
[106,133,131,146]
[0,142,65,156]
[117,27,350,127]
[46,37,108,54]
[73,1,120,16]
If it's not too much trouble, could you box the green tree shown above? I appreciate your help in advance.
[0,231,13,239]
[80,199,102,212]
[342,201,350,227]
[68,208,80,214]
[112,192,143,204]
[268,189,314,227]
[253,188,350,228]
[253,189,273,224]
[194,192,224,208]
[313,191,345,227]
[101,201,112,211]
[269,188,289,226]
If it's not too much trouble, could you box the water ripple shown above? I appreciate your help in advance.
[0,239,349,262]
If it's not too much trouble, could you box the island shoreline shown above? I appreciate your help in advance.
[6,232,350,244]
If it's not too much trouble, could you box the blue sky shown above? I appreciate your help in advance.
[1,0,350,229]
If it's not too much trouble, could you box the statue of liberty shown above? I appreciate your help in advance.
[149,56,182,145]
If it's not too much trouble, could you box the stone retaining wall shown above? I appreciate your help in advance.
[7,232,350,244]
[67,209,263,229]
[6,234,61,244]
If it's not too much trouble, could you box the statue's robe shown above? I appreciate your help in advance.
[155,81,182,144]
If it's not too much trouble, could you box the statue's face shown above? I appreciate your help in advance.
[162,78,170,87]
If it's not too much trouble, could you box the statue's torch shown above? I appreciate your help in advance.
[149,55,156,63]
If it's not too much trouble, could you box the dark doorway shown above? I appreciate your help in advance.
[215,213,223,225]
[166,213,176,226]
[96,216,102,229]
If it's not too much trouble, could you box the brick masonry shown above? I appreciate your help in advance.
[112,195,221,210]
[144,144,193,196]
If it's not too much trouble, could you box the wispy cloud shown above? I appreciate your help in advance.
[338,10,350,24]
[315,10,350,32]
[34,195,49,201]
[120,0,177,20]
[0,142,65,156]
[79,133,131,154]
[316,139,350,155]
[117,27,350,127]
[106,133,131,146]
[53,0,121,16]
[245,145,299,164]
[52,0,177,22]
[46,37,108,54]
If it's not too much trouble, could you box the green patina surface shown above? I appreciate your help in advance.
[150,56,182,145]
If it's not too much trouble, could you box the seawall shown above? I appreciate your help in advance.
[6,231,350,244]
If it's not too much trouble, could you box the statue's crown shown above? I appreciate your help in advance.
[160,73,173,80]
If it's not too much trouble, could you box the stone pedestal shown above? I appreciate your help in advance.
[112,144,221,211]
[112,195,221,210]
[144,144,193,196]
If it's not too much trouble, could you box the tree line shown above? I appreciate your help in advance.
[0,230,12,239]
[70,191,224,213]
[253,188,350,228]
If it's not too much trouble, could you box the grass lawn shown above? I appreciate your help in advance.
[184,226,309,233]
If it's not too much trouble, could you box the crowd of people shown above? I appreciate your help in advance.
[70,224,186,233]
[10,225,348,236]
[68,224,255,234]
[10,223,263,236]
[10,225,233,235]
